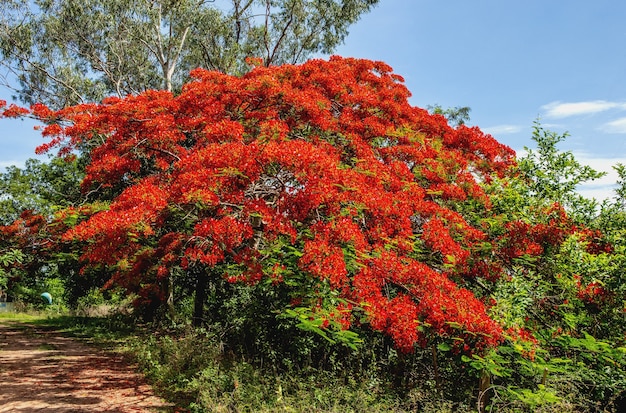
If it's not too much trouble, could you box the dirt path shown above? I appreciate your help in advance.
[0,321,175,412]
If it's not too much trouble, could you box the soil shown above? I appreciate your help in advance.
[0,321,176,412]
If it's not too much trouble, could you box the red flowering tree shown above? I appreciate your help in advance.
[5,57,526,352]
[0,209,70,303]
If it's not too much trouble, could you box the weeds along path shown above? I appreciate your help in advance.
[0,320,174,412]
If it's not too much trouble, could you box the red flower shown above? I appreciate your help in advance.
[10,56,528,353]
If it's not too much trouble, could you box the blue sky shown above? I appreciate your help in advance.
[2,0,626,199]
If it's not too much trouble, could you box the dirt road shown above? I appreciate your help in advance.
[0,321,175,412]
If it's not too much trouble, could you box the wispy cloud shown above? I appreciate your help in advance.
[482,124,523,135]
[0,159,32,171]
[541,100,626,118]
[571,152,625,201]
[0,160,21,169]
[601,117,626,133]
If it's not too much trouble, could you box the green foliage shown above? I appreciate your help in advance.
[471,122,626,411]
[0,156,85,224]
[0,154,102,311]
[456,326,626,412]
[0,0,379,109]
[517,122,605,222]
[0,244,52,307]
[428,104,471,127]
[281,305,364,351]
[0,248,23,288]
[124,322,475,412]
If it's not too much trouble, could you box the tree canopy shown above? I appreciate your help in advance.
[0,0,379,109]
[3,56,583,352]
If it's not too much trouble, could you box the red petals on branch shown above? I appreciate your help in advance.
[24,56,524,352]
[1,103,29,118]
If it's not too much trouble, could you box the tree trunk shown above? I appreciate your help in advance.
[432,344,442,396]
[166,275,175,317]
[477,371,491,413]
[192,270,208,327]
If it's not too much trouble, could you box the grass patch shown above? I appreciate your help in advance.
[128,329,420,413]
[0,312,44,323]
[31,314,140,348]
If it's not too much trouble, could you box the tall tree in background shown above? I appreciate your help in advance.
[0,0,379,109]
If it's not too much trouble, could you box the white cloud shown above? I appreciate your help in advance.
[601,117,626,134]
[577,185,617,202]
[571,152,626,201]
[482,125,523,135]
[541,100,626,118]
[574,152,624,169]
[0,160,24,170]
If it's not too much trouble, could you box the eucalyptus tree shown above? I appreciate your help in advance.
[0,0,379,109]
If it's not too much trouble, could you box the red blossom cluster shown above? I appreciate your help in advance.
[15,57,527,352]
[496,203,606,263]
[577,228,613,255]
[1,211,45,249]
[0,100,29,118]
[0,210,59,280]
[505,326,539,360]
[574,275,610,306]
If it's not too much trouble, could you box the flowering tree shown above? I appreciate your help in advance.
[3,56,535,352]
[0,210,57,303]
